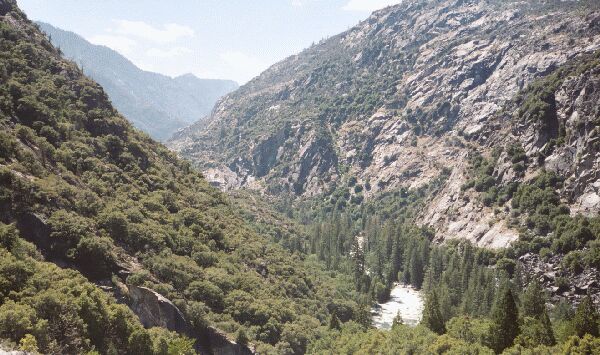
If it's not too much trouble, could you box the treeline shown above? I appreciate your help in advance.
[420,240,600,353]
[300,172,449,302]
[301,166,600,353]
[307,196,433,303]
[306,230,600,354]
[0,5,366,354]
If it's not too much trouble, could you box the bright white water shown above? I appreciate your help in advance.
[371,283,424,329]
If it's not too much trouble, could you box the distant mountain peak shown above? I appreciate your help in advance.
[175,73,199,80]
[37,21,238,141]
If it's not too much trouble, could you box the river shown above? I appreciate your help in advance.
[371,283,424,329]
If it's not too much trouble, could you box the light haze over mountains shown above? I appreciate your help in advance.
[38,22,238,141]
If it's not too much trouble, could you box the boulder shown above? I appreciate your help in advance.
[129,286,188,334]
[128,285,255,355]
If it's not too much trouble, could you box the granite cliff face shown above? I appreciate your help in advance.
[170,0,600,248]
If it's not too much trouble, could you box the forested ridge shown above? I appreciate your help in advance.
[1,0,600,354]
[169,0,600,351]
[0,1,361,354]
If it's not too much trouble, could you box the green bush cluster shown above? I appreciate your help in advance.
[309,236,600,354]
[509,172,600,266]
[462,147,523,207]
[0,6,362,354]
[0,223,194,354]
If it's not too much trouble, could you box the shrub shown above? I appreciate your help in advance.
[128,329,153,355]
[236,328,249,346]
[0,131,17,160]
[18,334,38,353]
[0,301,35,342]
[496,258,516,277]
[98,210,129,241]
[48,210,93,257]
[75,237,116,279]
[186,280,224,311]
[552,223,594,254]
[191,248,218,268]
[0,223,18,250]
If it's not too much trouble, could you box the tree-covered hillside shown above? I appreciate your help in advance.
[0,1,360,353]
[2,0,600,354]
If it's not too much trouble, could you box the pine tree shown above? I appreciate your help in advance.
[392,311,403,328]
[572,296,600,338]
[459,242,474,293]
[387,235,402,284]
[521,281,555,346]
[539,311,556,346]
[438,284,453,324]
[351,235,365,287]
[521,281,545,318]
[491,287,520,353]
[422,289,445,334]
[310,223,320,254]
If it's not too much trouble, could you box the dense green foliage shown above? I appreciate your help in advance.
[421,289,445,335]
[461,140,600,270]
[461,146,523,207]
[572,296,600,338]
[2,1,600,354]
[305,229,600,354]
[507,171,600,271]
[0,3,362,354]
[490,288,519,353]
[0,223,194,354]
[295,167,600,354]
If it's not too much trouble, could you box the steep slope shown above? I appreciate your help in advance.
[0,2,358,354]
[170,0,600,248]
[37,22,238,141]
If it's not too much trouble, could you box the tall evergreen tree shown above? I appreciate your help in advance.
[539,311,556,346]
[491,287,520,353]
[572,296,600,338]
[387,234,402,284]
[422,289,446,334]
[521,281,545,318]
[520,281,555,346]
[393,311,403,328]
[351,235,365,287]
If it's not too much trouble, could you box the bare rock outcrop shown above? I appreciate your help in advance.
[518,253,600,306]
[169,0,600,247]
[128,285,255,355]
[129,286,188,334]
[0,349,31,355]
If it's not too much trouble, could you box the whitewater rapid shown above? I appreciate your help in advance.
[371,283,424,329]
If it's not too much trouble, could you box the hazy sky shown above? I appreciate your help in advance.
[17,0,401,84]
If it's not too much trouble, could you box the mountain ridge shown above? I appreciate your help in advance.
[169,0,600,248]
[0,2,358,353]
[37,21,238,141]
